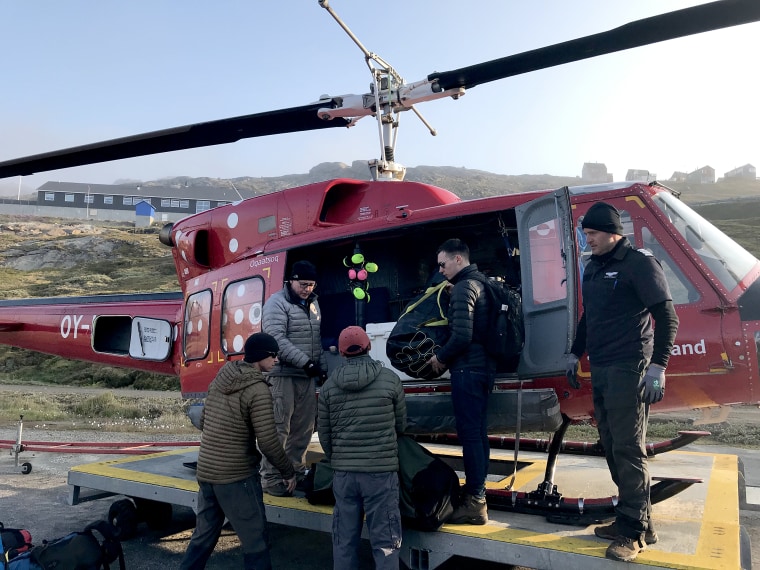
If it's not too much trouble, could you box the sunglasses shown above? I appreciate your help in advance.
[267,352,278,359]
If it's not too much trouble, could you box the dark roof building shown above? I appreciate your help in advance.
[724,164,756,180]
[36,181,250,221]
[686,166,715,184]
[581,163,612,184]
[625,169,652,182]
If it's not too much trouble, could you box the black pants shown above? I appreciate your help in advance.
[591,359,651,539]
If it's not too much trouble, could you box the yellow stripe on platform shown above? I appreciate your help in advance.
[70,448,200,492]
[486,458,547,491]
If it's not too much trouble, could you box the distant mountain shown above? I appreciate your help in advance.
[6,161,759,204]
[148,160,581,200]
[146,160,759,203]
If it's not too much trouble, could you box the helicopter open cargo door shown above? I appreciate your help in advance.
[516,187,577,378]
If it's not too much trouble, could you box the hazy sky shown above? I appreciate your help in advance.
[1,1,758,194]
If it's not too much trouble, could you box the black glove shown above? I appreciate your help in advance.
[303,360,323,378]
[565,354,580,389]
[318,370,328,386]
[638,364,666,404]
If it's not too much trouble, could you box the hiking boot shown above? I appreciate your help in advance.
[263,482,293,497]
[448,494,488,525]
[595,521,658,545]
[605,535,646,562]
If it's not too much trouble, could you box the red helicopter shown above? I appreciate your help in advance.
[0,0,759,523]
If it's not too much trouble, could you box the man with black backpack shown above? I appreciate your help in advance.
[426,238,495,525]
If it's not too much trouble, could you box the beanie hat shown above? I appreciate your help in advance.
[338,326,371,356]
[244,332,279,363]
[581,202,624,235]
[290,260,318,281]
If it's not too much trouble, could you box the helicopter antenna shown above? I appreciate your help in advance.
[319,0,440,181]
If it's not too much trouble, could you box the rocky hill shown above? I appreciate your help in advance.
[143,161,760,203]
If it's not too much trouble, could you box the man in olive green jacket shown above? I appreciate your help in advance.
[318,326,407,570]
[181,333,296,570]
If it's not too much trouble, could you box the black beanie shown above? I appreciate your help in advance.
[244,332,279,363]
[581,202,624,235]
[290,260,318,281]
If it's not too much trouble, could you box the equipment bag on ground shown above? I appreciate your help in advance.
[304,437,460,532]
[1,520,125,570]
[1,523,33,567]
[397,435,461,531]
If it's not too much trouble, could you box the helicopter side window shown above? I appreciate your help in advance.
[640,227,700,305]
[221,277,266,355]
[184,289,212,361]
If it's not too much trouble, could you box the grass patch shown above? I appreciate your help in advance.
[69,392,149,419]
[0,390,195,433]
[0,392,68,421]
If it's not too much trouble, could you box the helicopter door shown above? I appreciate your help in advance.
[129,317,173,361]
[515,187,577,378]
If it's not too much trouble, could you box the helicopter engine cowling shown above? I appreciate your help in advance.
[159,223,175,247]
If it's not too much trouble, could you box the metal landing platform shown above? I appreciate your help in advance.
[67,443,750,570]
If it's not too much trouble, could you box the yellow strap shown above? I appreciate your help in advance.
[402,280,448,315]
[399,280,450,328]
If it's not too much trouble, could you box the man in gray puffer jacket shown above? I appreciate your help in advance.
[318,326,407,570]
[181,333,296,570]
[261,260,327,496]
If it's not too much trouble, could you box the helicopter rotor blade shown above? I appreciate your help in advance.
[2,0,758,180]
[0,101,351,178]
[430,0,760,91]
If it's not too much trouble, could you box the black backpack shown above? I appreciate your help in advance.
[9,521,125,570]
[473,275,525,369]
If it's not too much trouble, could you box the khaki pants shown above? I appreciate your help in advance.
[260,375,316,487]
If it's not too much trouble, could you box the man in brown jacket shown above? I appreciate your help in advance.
[180,333,296,570]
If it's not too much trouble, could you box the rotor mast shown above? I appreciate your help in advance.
[318,0,463,181]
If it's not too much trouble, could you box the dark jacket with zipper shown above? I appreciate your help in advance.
[435,264,494,371]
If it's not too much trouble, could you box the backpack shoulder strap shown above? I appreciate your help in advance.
[83,521,126,570]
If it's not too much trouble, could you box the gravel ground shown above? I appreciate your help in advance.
[0,426,358,569]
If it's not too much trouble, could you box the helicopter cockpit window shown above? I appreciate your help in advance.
[221,277,265,355]
[653,192,758,293]
[184,289,212,361]
[640,227,699,305]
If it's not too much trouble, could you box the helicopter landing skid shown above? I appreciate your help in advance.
[485,476,702,527]
[412,428,711,458]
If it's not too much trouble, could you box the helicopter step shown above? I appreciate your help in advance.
[66,438,750,569]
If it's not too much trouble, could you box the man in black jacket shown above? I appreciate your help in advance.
[567,202,679,562]
[427,238,495,525]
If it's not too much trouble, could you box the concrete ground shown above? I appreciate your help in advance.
[1,428,757,569]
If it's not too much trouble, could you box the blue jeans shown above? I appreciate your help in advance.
[180,474,271,570]
[450,367,495,499]
[331,471,402,570]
